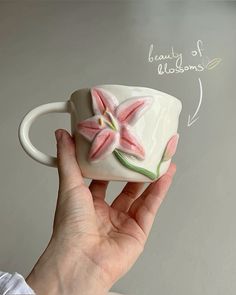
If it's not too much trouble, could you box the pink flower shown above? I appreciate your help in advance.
[162,134,179,161]
[77,87,153,162]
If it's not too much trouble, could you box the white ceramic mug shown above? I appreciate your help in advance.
[18,84,182,182]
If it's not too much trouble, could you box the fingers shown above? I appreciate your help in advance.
[128,163,176,237]
[55,129,84,194]
[89,180,109,201]
[111,182,145,212]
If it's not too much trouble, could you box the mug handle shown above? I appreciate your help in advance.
[18,101,71,167]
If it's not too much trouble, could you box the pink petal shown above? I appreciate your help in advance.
[118,125,145,160]
[115,96,153,125]
[77,115,105,141]
[91,87,119,115]
[88,129,119,162]
[162,134,179,161]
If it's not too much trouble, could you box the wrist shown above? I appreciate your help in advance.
[26,237,109,295]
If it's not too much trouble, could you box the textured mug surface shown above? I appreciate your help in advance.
[18,84,182,182]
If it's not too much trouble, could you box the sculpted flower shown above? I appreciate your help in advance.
[77,87,153,162]
[162,134,179,161]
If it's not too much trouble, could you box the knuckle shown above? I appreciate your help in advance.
[123,189,136,199]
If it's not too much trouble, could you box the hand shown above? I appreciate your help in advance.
[26,129,176,295]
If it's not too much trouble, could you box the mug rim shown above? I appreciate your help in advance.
[69,84,182,109]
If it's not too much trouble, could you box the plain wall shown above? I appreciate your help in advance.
[0,1,235,294]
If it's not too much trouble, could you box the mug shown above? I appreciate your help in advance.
[18,84,182,182]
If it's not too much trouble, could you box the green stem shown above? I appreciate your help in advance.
[156,160,162,179]
[113,149,157,180]
[113,149,167,181]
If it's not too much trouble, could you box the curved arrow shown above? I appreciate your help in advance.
[188,77,203,127]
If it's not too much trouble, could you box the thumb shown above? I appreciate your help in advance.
[55,129,84,194]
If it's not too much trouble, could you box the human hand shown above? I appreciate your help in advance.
[26,129,176,295]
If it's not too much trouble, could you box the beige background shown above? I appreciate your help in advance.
[0,1,235,295]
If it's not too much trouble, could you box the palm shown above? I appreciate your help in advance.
[80,191,147,285]
[95,196,146,245]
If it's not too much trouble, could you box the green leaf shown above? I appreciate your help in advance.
[206,58,222,70]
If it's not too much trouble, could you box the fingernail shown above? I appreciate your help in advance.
[173,165,177,175]
[55,130,63,141]
[172,166,177,177]
[166,163,176,178]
